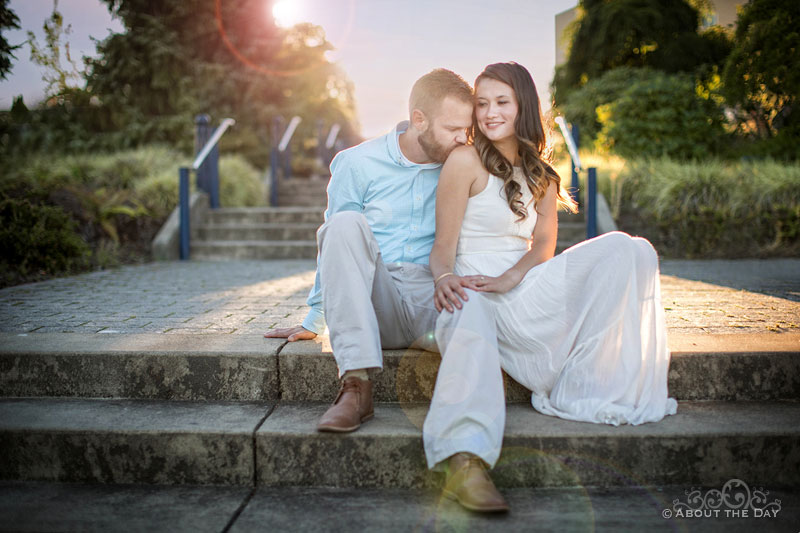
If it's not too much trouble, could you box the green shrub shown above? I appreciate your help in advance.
[0,198,90,286]
[617,158,800,257]
[1,146,265,285]
[596,71,726,159]
[219,155,266,207]
[559,67,657,146]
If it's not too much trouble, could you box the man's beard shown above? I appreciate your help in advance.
[418,128,453,163]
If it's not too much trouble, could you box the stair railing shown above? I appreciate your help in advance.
[269,115,302,207]
[555,117,598,240]
[179,116,236,260]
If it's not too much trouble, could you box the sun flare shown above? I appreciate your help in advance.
[271,0,303,28]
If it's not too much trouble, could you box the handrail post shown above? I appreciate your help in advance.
[179,167,190,260]
[208,142,220,209]
[316,119,325,173]
[570,123,580,207]
[195,114,212,200]
[283,143,292,180]
[587,167,598,239]
[270,115,283,207]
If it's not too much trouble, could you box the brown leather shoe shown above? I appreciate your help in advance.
[442,452,509,513]
[317,377,374,432]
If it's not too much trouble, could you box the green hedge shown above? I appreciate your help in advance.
[1,146,265,286]
[596,71,726,160]
[617,158,800,257]
[0,198,91,286]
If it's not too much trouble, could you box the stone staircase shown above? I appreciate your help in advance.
[1,332,798,491]
[190,205,587,261]
[190,175,590,260]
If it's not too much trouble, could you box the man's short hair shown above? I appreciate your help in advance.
[409,68,473,119]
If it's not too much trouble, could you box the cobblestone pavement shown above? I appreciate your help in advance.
[0,258,797,336]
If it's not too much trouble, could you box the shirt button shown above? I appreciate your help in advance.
[415,196,422,201]
[411,225,417,230]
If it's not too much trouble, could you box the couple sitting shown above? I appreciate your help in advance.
[266,62,677,513]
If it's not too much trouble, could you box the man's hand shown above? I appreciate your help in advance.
[434,275,479,313]
[264,326,317,342]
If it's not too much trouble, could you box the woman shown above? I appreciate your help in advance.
[423,62,677,512]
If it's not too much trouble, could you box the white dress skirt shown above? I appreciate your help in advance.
[452,170,677,426]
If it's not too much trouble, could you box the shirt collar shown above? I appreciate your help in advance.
[388,121,442,170]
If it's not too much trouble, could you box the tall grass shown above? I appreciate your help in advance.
[551,147,800,257]
[1,146,266,286]
[617,158,800,257]
[552,150,627,207]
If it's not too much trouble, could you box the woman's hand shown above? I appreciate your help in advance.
[434,275,480,313]
[466,269,523,294]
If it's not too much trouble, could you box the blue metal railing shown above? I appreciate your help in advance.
[178,116,236,260]
[555,117,597,240]
[269,115,304,207]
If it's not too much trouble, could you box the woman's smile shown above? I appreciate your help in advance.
[475,77,518,141]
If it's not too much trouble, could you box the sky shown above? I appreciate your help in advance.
[1,0,579,139]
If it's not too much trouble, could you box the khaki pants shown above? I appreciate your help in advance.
[319,211,499,470]
[318,212,439,376]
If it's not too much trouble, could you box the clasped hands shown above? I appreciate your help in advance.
[434,269,523,313]
[266,269,524,340]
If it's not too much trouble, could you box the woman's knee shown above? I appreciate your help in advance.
[630,236,659,269]
[437,289,493,327]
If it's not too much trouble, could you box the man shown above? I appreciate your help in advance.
[265,68,508,512]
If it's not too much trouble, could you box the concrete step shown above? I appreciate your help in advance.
[0,334,283,402]
[0,397,269,485]
[191,240,317,260]
[276,177,330,189]
[275,178,329,207]
[5,481,798,532]
[204,207,324,225]
[256,400,800,489]
[2,333,798,403]
[202,207,578,225]
[2,398,798,489]
[193,223,320,242]
[556,240,579,253]
[276,197,328,207]
[558,221,585,242]
[278,333,800,403]
[189,237,576,260]
[559,211,583,223]
[0,481,250,533]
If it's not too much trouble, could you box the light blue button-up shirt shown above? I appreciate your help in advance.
[301,121,442,334]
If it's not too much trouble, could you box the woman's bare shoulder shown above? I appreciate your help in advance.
[445,144,482,167]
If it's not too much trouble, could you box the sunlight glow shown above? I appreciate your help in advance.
[272,0,304,28]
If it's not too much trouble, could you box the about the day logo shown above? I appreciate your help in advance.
[662,479,782,519]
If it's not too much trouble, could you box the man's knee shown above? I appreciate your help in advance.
[322,211,368,234]
[318,211,371,245]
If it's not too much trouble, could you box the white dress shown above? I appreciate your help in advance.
[454,169,678,426]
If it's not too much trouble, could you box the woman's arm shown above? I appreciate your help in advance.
[430,146,482,312]
[473,180,559,294]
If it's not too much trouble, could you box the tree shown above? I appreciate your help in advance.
[84,0,359,164]
[553,0,731,105]
[26,0,83,96]
[722,0,799,141]
[559,66,656,145]
[0,0,20,80]
[595,70,725,159]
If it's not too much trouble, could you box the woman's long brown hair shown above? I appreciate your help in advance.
[472,62,577,219]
